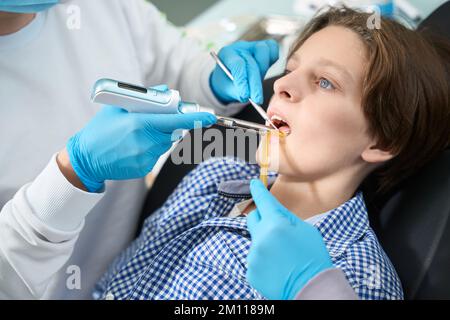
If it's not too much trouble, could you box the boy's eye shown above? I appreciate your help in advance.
[318,78,335,90]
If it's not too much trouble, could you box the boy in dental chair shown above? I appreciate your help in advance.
[94,7,450,300]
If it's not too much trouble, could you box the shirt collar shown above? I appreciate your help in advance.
[217,175,277,197]
[315,191,369,258]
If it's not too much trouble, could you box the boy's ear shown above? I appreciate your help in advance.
[361,142,396,164]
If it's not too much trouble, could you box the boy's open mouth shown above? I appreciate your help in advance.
[269,114,291,134]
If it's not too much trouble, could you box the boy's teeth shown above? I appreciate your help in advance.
[270,115,284,122]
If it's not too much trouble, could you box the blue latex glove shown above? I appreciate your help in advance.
[210,40,279,105]
[66,105,216,192]
[246,179,334,300]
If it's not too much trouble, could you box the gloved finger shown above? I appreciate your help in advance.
[218,47,249,102]
[252,41,271,79]
[250,179,308,227]
[233,40,279,64]
[250,179,287,220]
[246,40,279,68]
[146,140,174,162]
[246,209,261,238]
[246,245,264,279]
[263,39,280,65]
[150,84,169,91]
[101,104,129,114]
[240,51,264,104]
[143,112,217,133]
[246,244,277,300]
[245,248,261,286]
[171,128,185,142]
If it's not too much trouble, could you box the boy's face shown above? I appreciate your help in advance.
[259,26,374,180]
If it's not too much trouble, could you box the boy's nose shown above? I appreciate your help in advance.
[273,73,302,103]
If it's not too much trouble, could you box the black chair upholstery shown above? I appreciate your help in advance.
[137,2,450,299]
[417,0,450,38]
[364,150,450,299]
[365,1,450,299]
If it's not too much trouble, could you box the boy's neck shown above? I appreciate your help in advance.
[0,12,35,36]
[268,169,365,221]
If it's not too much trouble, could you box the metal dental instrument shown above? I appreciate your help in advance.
[91,78,277,134]
[215,115,272,132]
[209,51,279,131]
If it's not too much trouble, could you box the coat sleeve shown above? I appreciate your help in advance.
[0,154,103,299]
[294,268,359,300]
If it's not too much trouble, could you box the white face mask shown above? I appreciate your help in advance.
[0,0,60,13]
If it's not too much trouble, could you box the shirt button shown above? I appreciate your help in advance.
[105,292,115,300]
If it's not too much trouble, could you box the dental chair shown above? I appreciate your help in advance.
[365,1,450,300]
[138,1,450,299]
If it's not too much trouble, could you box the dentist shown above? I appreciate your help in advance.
[0,0,279,299]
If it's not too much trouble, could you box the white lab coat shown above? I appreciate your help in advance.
[0,0,242,299]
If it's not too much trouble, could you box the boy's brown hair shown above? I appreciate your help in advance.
[288,6,450,193]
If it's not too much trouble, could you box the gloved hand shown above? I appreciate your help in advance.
[210,40,279,105]
[66,105,216,192]
[246,179,334,300]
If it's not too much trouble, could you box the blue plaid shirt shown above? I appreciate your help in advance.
[93,157,404,300]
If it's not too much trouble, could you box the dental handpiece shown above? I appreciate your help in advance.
[91,78,214,114]
[91,78,272,132]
